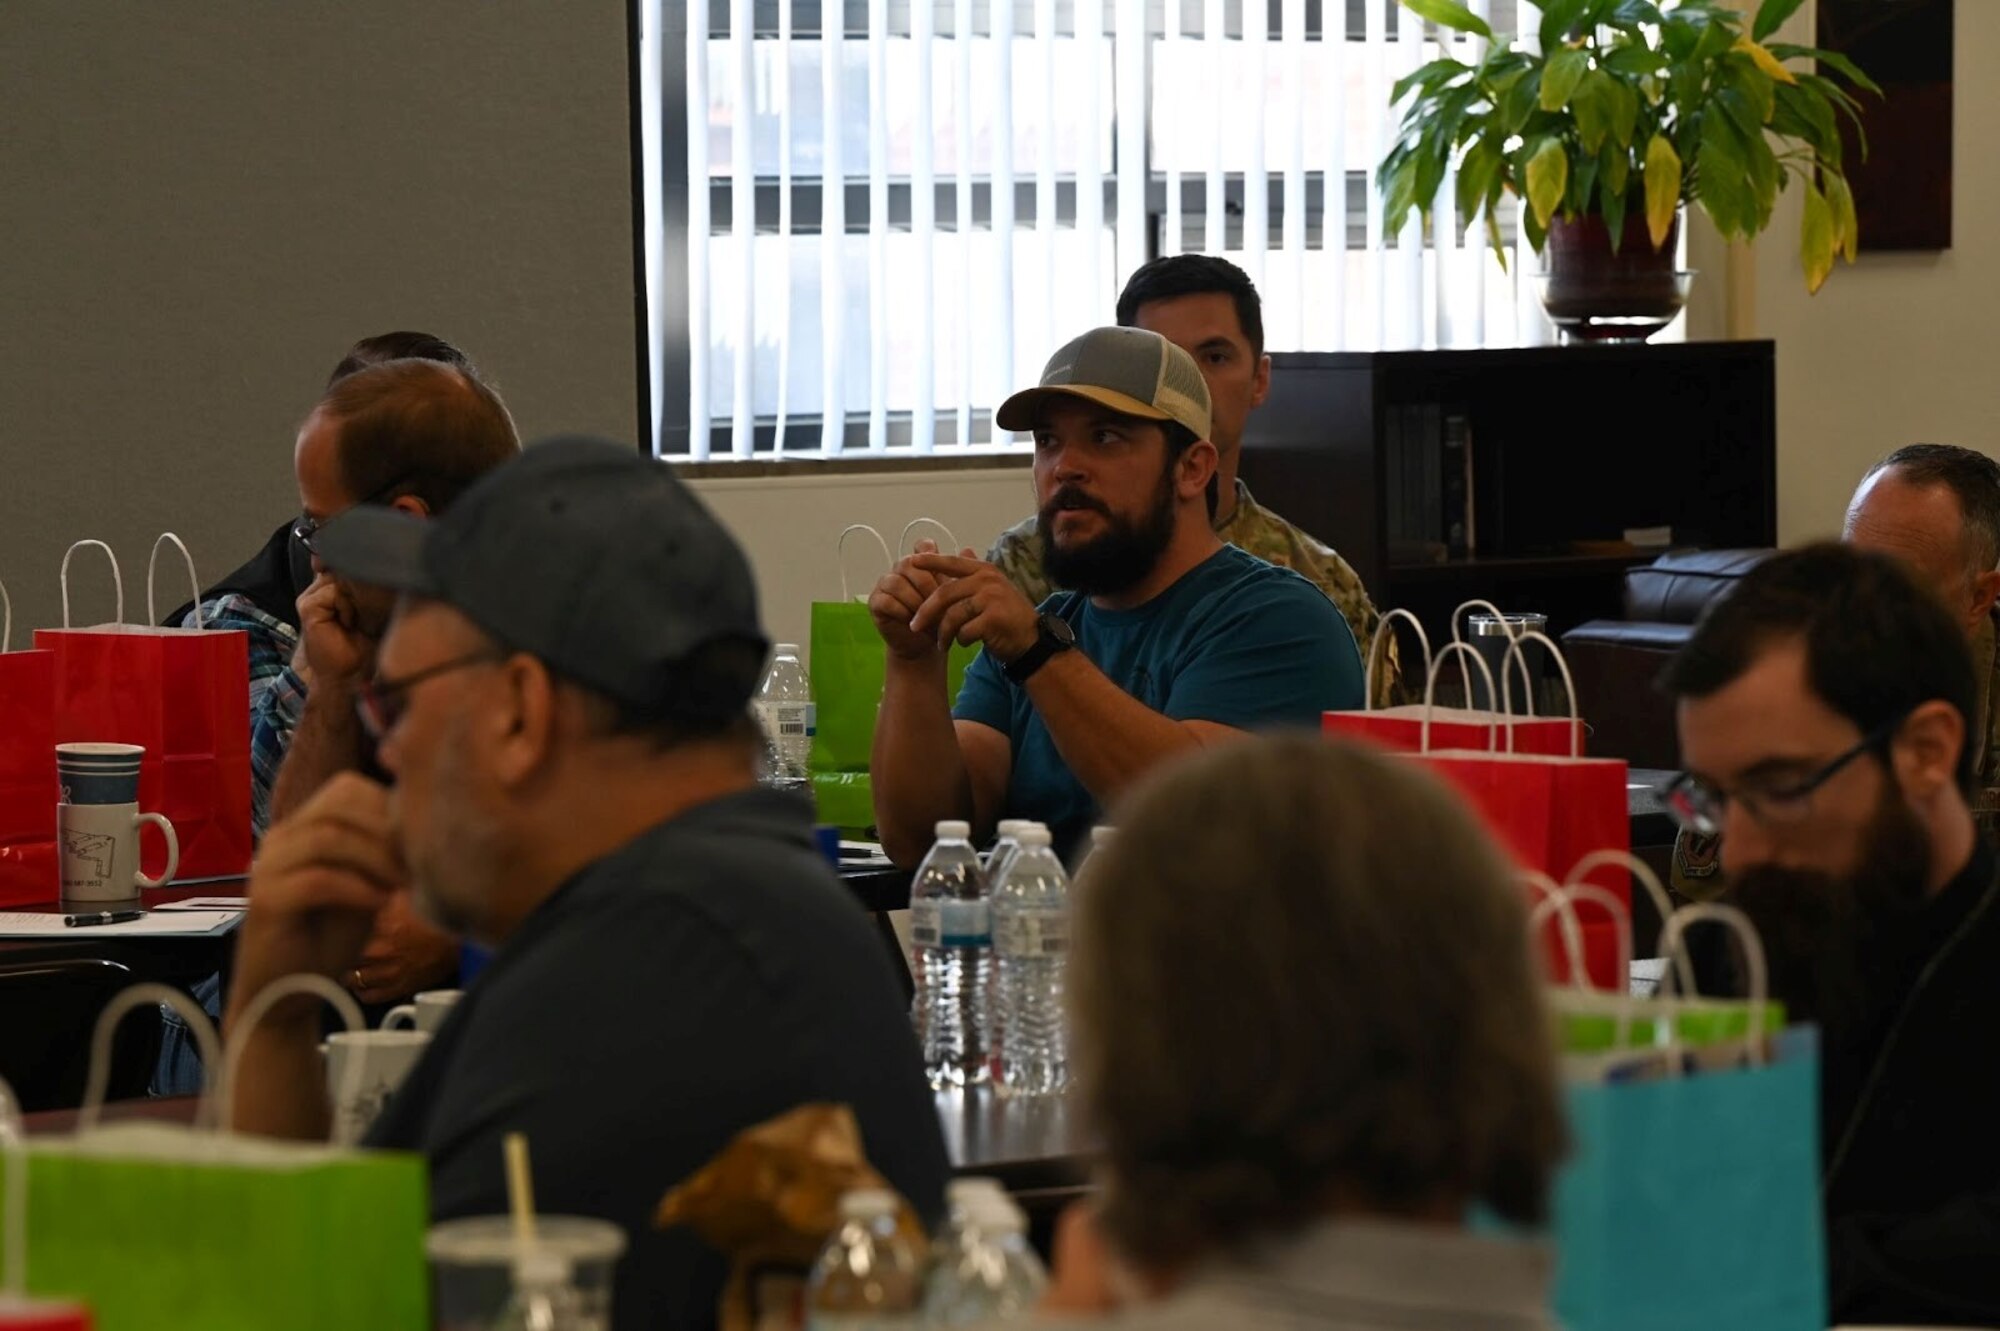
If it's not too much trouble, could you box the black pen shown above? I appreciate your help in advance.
[63,910,145,928]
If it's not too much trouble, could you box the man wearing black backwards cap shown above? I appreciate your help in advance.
[870,327,1365,867]
[225,437,948,1331]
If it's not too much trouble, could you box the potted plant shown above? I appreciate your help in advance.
[1378,0,1880,340]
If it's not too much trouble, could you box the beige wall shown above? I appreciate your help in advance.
[1751,3,1992,545]
[0,3,638,636]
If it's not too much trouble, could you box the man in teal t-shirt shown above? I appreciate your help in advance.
[867,326,1363,866]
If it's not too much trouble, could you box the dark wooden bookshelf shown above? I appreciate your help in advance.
[1238,341,1777,646]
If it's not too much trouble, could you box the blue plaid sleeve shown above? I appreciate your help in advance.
[186,594,301,840]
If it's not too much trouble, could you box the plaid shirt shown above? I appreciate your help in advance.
[182,593,300,839]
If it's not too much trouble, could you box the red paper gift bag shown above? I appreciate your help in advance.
[33,538,251,882]
[0,580,60,906]
[1407,631,1631,989]
[1323,606,1583,756]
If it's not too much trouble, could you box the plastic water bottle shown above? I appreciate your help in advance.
[805,1189,923,1329]
[753,644,814,794]
[982,820,1030,884]
[924,1186,1048,1323]
[909,821,990,1089]
[993,826,1069,1097]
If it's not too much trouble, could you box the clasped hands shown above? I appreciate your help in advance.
[868,541,1040,665]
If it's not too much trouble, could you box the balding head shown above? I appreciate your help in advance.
[306,358,521,517]
[1845,444,2000,635]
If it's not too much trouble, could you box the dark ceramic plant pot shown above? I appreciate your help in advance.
[1538,210,1691,343]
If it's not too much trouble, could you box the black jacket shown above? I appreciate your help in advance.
[1823,838,2000,1323]
[161,518,310,629]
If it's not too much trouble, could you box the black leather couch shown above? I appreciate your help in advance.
[1561,549,1775,770]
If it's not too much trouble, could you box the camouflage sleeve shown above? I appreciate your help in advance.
[986,516,1055,607]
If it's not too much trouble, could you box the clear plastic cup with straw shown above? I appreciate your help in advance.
[425,1133,626,1330]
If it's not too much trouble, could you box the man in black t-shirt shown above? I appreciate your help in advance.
[226,437,948,1331]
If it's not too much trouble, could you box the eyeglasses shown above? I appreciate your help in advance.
[355,651,506,741]
[1657,711,1911,837]
[292,475,415,553]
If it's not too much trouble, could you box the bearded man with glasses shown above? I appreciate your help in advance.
[1661,542,2000,1326]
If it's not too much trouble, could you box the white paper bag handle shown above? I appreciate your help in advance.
[1364,608,1430,714]
[1529,878,1644,1052]
[146,532,204,630]
[0,1070,25,1296]
[1498,629,1582,756]
[1450,598,1515,644]
[59,540,124,629]
[1655,902,1771,1068]
[82,982,223,1133]
[216,973,368,1136]
[1564,847,1686,990]
[0,578,10,654]
[899,517,961,555]
[1420,640,1501,753]
[836,524,894,604]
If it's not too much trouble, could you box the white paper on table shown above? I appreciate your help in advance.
[0,910,243,937]
[151,896,248,911]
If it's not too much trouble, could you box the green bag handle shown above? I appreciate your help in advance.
[1529,873,1642,1051]
[0,1063,23,1297]
[218,974,369,1135]
[838,525,893,604]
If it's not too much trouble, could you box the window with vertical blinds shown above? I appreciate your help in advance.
[645,0,1582,460]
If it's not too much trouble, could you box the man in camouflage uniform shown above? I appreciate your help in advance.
[986,255,1400,707]
[1674,444,2000,899]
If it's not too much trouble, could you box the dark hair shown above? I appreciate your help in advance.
[1660,543,1980,793]
[1116,254,1265,358]
[313,359,522,515]
[1075,736,1566,1268]
[581,636,768,751]
[327,331,475,388]
[1859,443,2000,575]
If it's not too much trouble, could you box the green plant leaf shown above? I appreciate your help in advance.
[1696,110,1751,238]
[1541,47,1591,111]
[1752,0,1807,41]
[1502,69,1543,133]
[1644,132,1682,249]
[1572,70,1613,153]
[1522,197,1550,253]
[1602,42,1668,78]
[1612,0,1667,26]
[1571,150,1601,215]
[1392,57,1471,106]
[1607,75,1641,147]
[1801,180,1835,293]
[1774,80,1839,154]
[1526,139,1569,230]
[1772,44,1883,96]
[1733,36,1798,86]
[1456,138,1505,230]
[1695,14,1740,63]
[1486,208,1510,268]
[1602,184,1630,250]
[1601,139,1632,199]
[1715,85,1765,145]
[1539,0,1591,51]
[1824,170,1859,262]
[1399,0,1493,39]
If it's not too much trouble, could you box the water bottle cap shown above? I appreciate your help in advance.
[934,820,971,840]
[838,1188,900,1220]
[1091,826,1116,848]
[947,1176,1007,1208]
[1018,827,1053,848]
[963,1194,1028,1232]
[774,643,801,656]
[996,820,1031,838]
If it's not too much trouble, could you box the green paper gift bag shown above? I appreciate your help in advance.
[810,523,979,834]
[0,981,430,1331]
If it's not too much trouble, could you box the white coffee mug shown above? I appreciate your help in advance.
[324,1029,429,1145]
[59,801,179,907]
[383,989,462,1035]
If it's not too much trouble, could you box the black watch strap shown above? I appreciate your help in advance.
[1003,612,1075,684]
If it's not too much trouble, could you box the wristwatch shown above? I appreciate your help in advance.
[1003,611,1077,684]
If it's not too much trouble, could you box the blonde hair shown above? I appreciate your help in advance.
[1073,736,1566,1269]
